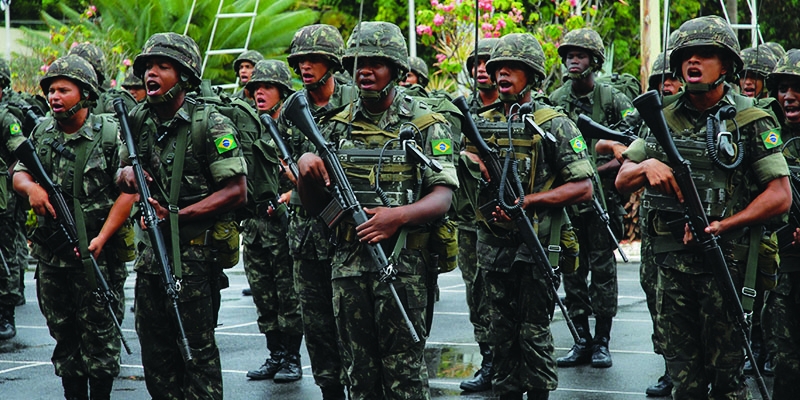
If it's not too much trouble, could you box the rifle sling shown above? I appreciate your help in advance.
[168,120,191,279]
[742,226,761,313]
[72,133,98,289]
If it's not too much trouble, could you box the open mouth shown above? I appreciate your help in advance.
[497,80,513,93]
[785,104,800,121]
[685,68,703,83]
[301,73,316,84]
[359,79,376,90]
[742,87,756,96]
[50,103,65,113]
[146,80,161,96]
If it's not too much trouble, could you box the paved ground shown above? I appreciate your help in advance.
[0,243,772,399]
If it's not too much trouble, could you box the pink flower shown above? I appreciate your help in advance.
[110,79,117,88]
[481,22,494,32]
[70,42,79,49]
[497,18,506,29]
[493,31,501,38]
[436,53,447,63]
[479,0,493,12]
[570,0,577,6]
[416,25,433,36]
[430,0,439,7]
[443,4,455,12]
[123,59,132,67]
[433,14,445,26]
[483,13,490,20]
[40,64,49,72]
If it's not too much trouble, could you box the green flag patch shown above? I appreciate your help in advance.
[9,123,21,136]
[431,138,452,155]
[570,136,587,153]
[215,134,238,154]
[760,128,782,149]
[621,107,635,118]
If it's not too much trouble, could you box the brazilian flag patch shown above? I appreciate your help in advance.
[570,136,587,153]
[760,128,782,149]
[431,138,452,156]
[215,134,238,154]
[621,107,635,118]
[9,123,21,136]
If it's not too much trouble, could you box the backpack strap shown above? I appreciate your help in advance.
[741,226,762,313]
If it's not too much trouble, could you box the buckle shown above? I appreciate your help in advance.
[547,245,562,254]
[168,205,180,213]
[741,286,757,299]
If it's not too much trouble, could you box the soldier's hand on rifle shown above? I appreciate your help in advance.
[491,205,511,222]
[461,151,489,181]
[595,139,627,163]
[88,237,107,259]
[641,159,684,203]
[280,159,297,186]
[117,166,153,194]
[298,153,329,187]
[358,207,405,244]
[16,172,57,218]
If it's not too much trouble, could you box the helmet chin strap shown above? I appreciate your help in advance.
[683,75,726,93]
[477,82,496,90]
[262,99,283,116]
[566,68,593,81]
[304,70,333,91]
[53,99,93,121]
[359,81,396,103]
[498,83,532,104]
[147,81,185,104]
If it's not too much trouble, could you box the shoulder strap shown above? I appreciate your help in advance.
[409,112,447,133]
[532,108,564,126]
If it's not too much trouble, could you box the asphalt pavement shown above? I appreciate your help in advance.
[0,243,772,399]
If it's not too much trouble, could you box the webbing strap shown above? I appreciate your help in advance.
[741,226,762,313]
[168,118,192,279]
[72,131,98,289]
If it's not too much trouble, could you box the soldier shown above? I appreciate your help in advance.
[240,59,304,383]
[296,21,458,400]
[462,32,593,400]
[13,54,135,400]
[270,23,356,400]
[120,68,146,102]
[616,16,790,398]
[68,43,137,114]
[764,41,787,61]
[232,50,265,102]
[762,48,800,400]
[739,46,779,99]
[401,56,428,88]
[648,51,683,96]
[457,36,500,394]
[116,32,247,400]
[549,27,633,369]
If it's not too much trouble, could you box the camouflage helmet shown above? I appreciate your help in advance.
[740,46,779,78]
[133,32,202,86]
[766,49,800,93]
[121,68,143,88]
[667,29,681,50]
[648,51,676,89]
[0,58,10,89]
[408,56,429,86]
[343,21,409,78]
[466,37,499,74]
[763,42,787,60]
[485,33,546,82]
[558,28,605,70]
[233,50,264,73]
[68,42,106,84]
[287,24,345,72]
[669,16,743,78]
[40,54,100,100]
[244,59,295,97]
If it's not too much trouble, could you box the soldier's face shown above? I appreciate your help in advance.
[355,58,393,92]
[125,85,146,102]
[475,58,492,85]
[681,48,728,85]
[777,77,800,124]
[252,83,282,113]
[238,61,255,84]
[565,50,591,74]
[297,55,330,86]
[47,77,82,114]
[400,71,418,87]
[495,62,529,97]
[144,57,180,97]
[739,71,765,98]
[660,77,683,96]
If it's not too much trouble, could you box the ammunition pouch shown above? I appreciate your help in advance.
[187,220,241,269]
[428,218,459,274]
[559,224,580,274]
[107,220,136,263]
[756,231,779,291]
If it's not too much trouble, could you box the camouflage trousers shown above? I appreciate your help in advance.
[763,272,800,400]
[333,270,430,400]
[639,232,664,354]
[0,190,27,308]
[457,222,490,343]
[135,272,223,400]
[36,261,126,378]
[657,267,749,399]
[482,261,558,395]
[242,217,302,336]
[563,208,619,320]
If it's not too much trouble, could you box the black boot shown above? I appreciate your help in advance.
[274,334,303,382]
[591,316,613,368]
[645,360,673,397]
[460,342,494,392]
[557,316,593,367]
[0,306,15,340]
[89,377,113,400]
[246,332,285,380]
[62,376,89,400]
[527,389,550,400]
[320,384,347,400]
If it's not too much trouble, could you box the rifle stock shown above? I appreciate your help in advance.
[113,98,192,361]
[283,92,420,343]
[576,114,637,146]
[633,90,770,400]
[14,139,131,355]
[452,95,580,343]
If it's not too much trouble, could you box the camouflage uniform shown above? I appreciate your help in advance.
[623,16,789,398]
[474,33,594,398]
[739,47,779,99]
[232,50,264,105]
[122,33,247,400]
[68,43,137,115]
[548,28,632,367]
[762,49,800,400]
[314,21,458,400]
[14,55,131,398]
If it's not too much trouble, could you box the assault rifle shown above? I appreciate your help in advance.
[13,139,131,355]
[113,99,192,361]
[260,114,295,228]
[284,92,420,343]
[632,90,770,400]
[452,95,580,343]
[576,114,631,262]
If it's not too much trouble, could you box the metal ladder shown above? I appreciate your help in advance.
[185,0,260,91]
[719,0,762,48]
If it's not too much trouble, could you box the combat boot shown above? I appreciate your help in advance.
[527,389,550,400]
[459,342,494,392]
[246,331,285,380]
[0,306,15,340]
[320,384,347,400]
[274,334,303,382]
[645,361,673,397]
[89,377,113,400]
[591,316,613,368]
[557,316,592,367]
[62,376,89,400]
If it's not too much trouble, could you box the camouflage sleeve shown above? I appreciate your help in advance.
[621,138,647,163]
[204,109,247,184]
[747,117,789,184]
[611,88,635,127]
[547,115,594,182]
[1,110,25,155]
[421,120,459,190]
